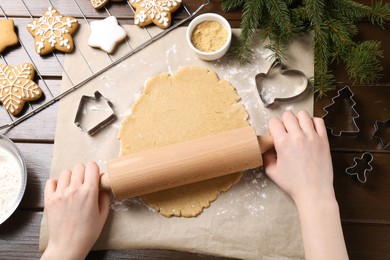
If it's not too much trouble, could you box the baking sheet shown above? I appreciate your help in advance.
[40,24,314,259]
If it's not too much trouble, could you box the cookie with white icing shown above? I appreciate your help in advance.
[91,0,109,9]
[0,63,42,115]
[27,7,79,55]
[130,0,182,29]
[88,16,127,53]
[0,20,19,53]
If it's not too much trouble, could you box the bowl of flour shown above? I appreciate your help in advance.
[0,134,27,225]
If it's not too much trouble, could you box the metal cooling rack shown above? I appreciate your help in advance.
[0,0,210,130]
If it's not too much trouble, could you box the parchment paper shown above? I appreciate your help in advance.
[40,24,314,260]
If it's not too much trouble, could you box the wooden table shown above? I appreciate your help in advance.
[0,0,389,259]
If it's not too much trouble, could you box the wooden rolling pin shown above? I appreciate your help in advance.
[100,126,273,199]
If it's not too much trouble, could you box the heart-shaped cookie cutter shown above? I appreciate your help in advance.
[255,61,308,107]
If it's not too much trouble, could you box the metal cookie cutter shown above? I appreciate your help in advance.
[372,118,390,149]
[256,61,308,107]
[345,152,374,183]
[74,91,116,136]
[322,86,360,137]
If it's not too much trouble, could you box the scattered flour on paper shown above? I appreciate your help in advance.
[215,168,269,218]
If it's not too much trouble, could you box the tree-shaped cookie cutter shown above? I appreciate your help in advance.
[74,91,116,136]
[322,86,360,136]
[345,152,373,183]
[372,118,390,149]
[255,61,308,107]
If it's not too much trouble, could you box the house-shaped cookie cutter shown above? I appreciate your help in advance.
[372,118,390,149]
[322,86,360,136]
[345,152,373,183]
[74,91,116,136]
[255,61,308,107]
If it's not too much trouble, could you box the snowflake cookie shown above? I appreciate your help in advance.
[130,0,182,29]
[0,63,42,115]
[27,7,79,55]
[91,0,109,9]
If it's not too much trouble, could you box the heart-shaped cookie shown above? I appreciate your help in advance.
[256,61,308,107]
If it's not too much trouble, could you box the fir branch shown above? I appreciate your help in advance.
[369,1,390,27]
[231,0,264,63]
[332,0,370,22]
[313,70,336,97]
[313,22,332,95]
[313,23,330,73]
[303,0,325,25]
[265,36,288,63]
[325,17,356,63]
[344,41,384,83]
[264,0,292,38]
[240,0,263,42]
[221,0,245,12]
[326,18,356,46]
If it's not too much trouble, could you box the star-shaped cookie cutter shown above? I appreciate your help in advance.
[372,118,390,149]
[255,61,308,107]
[345,152,373,183]
[74,91,116,136]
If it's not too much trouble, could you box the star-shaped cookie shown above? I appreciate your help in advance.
[0,63,42,115]
[0,20,19,53]
[27,7,79,55]
[130,0,182,29]
[88,16,127,54]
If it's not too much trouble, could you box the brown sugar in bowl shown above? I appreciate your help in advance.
[186,13,232,61]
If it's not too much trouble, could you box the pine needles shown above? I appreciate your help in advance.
[221,0,390,97]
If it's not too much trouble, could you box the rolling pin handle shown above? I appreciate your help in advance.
[100,173,111,191]
[257,135,274,154]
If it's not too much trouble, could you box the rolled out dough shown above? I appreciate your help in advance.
[118,66,249,217]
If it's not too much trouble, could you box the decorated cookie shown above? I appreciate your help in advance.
[27,7,79,55]
[88,16,127,53]
[0,20,19,53]
[0,63,42,115]
[130,0,182,29]
[91,0,109,9]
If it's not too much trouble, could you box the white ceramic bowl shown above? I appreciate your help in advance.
[0,134,27,225]
[186,13,232,61]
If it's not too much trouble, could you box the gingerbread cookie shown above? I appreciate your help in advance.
[0,20,19,53]
[91,0,109,9]
[0,63,42,115]
[130,0,182,29]
[27,7,79,55]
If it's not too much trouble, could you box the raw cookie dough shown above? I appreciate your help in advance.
[118,66,249,217]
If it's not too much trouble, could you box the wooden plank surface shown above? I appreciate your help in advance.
[1,0,389,259]
[1,211,389,259]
